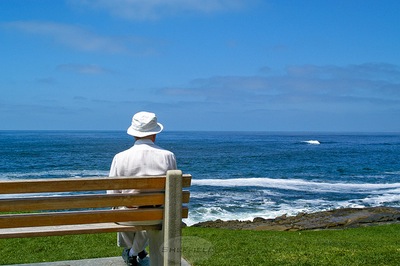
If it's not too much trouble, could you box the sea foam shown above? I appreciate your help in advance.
[191,177,400,193]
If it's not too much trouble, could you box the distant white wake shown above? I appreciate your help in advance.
[303,140,320,145]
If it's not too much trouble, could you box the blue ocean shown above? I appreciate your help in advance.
[1,131,400,225]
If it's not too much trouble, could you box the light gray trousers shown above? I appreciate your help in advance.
[118,230,164,266]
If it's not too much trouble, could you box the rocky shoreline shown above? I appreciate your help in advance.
[191,207,400,231]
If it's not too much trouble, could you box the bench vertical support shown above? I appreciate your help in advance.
[163,170,183,266]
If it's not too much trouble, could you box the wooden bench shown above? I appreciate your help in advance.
[0,170,191,266]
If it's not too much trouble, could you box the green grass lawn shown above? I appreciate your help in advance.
[182,224,400,266]
[0,224,399,265]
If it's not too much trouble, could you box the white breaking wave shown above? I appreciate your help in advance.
[357,192,400,205]
[185,191,400,225]
[191,177,400,193]
[186,178,400,225]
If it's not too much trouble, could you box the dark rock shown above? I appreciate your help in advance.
[253,217,266,222]
[191,207,400,231]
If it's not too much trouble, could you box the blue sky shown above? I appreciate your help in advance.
[1,0,399,132]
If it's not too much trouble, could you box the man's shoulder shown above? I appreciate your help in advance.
[152,145,175,156]
[115,145,174,157]
[113,147,133,158]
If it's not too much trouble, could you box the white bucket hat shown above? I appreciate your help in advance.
[127,111,163,137]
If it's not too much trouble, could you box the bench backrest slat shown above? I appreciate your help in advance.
[0,175,192,194]
[0,208,189,228]
[0,192,190,212]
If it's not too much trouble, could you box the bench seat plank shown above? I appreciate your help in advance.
[0,223,162,239]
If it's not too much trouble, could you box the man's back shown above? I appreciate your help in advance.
[110,139,177,177]
[109,138,177,194]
